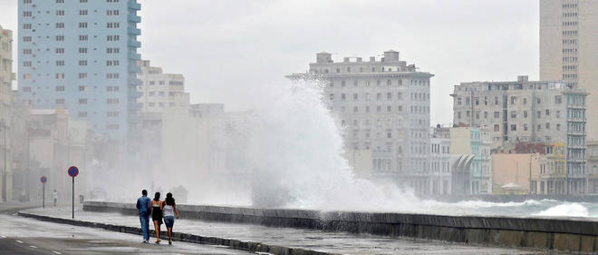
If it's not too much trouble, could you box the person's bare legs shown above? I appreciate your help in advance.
[167,227,172,244]
[153,220,161,243]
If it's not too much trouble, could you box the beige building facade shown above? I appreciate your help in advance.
[540,0,598,141]
[492,153,541,194]
[137,60,190,113]
[452,76,588,193]
[293,51,434,191]
[0,25,13,202]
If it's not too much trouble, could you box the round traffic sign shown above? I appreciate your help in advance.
[40,176,47,183]
[68,166,79,178]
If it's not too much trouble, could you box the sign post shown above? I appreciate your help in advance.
[67,166,79,219]
[40,176,47,208]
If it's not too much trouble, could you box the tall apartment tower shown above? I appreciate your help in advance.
[137,60,189,113]
[0,25,14,202]
[452,76,588,193]
[295,51,434,190]
[540,0,598,141]
[17,0,142,142]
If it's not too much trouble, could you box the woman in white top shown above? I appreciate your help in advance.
[163,192,180,245]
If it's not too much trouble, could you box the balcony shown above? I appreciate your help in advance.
[128,40,141,48]
[128,65,141,73]
[128,27,141,35]
[128,52,141,60]
[128,1,141,10]
[128,14,141,23]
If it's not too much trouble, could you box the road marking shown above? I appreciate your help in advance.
[16,240,23,244]
[52,251,62,255]
[29,246,37,249]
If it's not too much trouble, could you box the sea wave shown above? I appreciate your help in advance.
[533,203,589,217]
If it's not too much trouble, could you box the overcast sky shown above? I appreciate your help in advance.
[0,0,539,125]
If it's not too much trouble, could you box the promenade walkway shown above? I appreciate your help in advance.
[21,206,546,255]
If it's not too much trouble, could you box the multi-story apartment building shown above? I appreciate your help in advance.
[540,0,598,141]
[429,136,451,195]
[293,51,433,190]
[534,142,567,194]
[137,60,189,113]
[0,25,14,202]
[449,127,492,194]
[452,76,588,193]
[17,0,142,142]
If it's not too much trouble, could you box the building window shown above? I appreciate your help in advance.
[78,112,88,117]
[56,0,64,3]
[56,10,65,16]
[494,124,499,132]
[79,73,88,79]
[106,73,120,79]
[79,98,88,104]
[55,23,64,29]
[79,35,88,41]
[537,111,541,118]
[23,61,32,67]
[79,10,88,15]
[79,86,87,91]
[23,11,32,17]
[107,22,120,28]
[56,35,65,41]
[56,48,64,54]
[106,48,120,54]
[511,111,517,119]
[23,24,32,29]
[106,10,120,16]
[55,73,65,79]
[79,48,87,54]
[494,111,499,118]
[555,96,562,104]
[78,60,87,66]
[56,86,65,92]
[56,99,65,104]
[79,22,88,28]
[511,125,517,131]
[107,35,120,41]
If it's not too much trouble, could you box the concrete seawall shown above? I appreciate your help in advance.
[84,201,598,253]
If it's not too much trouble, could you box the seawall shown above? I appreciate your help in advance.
[84,201,598,253]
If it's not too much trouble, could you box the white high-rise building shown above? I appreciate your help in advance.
[293,51,434,192]
[137,60,189,113]
[0,25,14,202]
[540,0,598,141]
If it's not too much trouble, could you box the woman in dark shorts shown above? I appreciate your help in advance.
[163,193,180,245]
[150,192,163,244]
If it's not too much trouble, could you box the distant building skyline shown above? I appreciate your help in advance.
[17,0,142,141]
[451,76,588,194]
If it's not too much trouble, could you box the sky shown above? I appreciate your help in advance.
[0,0,540,125]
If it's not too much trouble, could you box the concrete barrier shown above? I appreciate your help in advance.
[84,201,598,253]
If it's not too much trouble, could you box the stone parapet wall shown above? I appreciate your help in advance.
[84,201,598,253]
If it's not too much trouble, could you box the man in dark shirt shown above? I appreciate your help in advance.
[136,189,151,243]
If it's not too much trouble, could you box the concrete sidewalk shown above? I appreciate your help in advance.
[19,207,546,255]
[0,201,41,214]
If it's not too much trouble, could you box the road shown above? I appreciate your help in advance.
[0,212,252,255]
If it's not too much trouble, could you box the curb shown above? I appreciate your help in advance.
[18,212,340,255]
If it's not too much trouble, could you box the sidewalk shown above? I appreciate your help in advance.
[20,206,546,255]
[0,201,41,213]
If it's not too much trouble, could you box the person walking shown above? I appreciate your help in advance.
[136,189,151,243]
[150,192,164,244]
[53,190,58,206]
[163,193,180,245]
